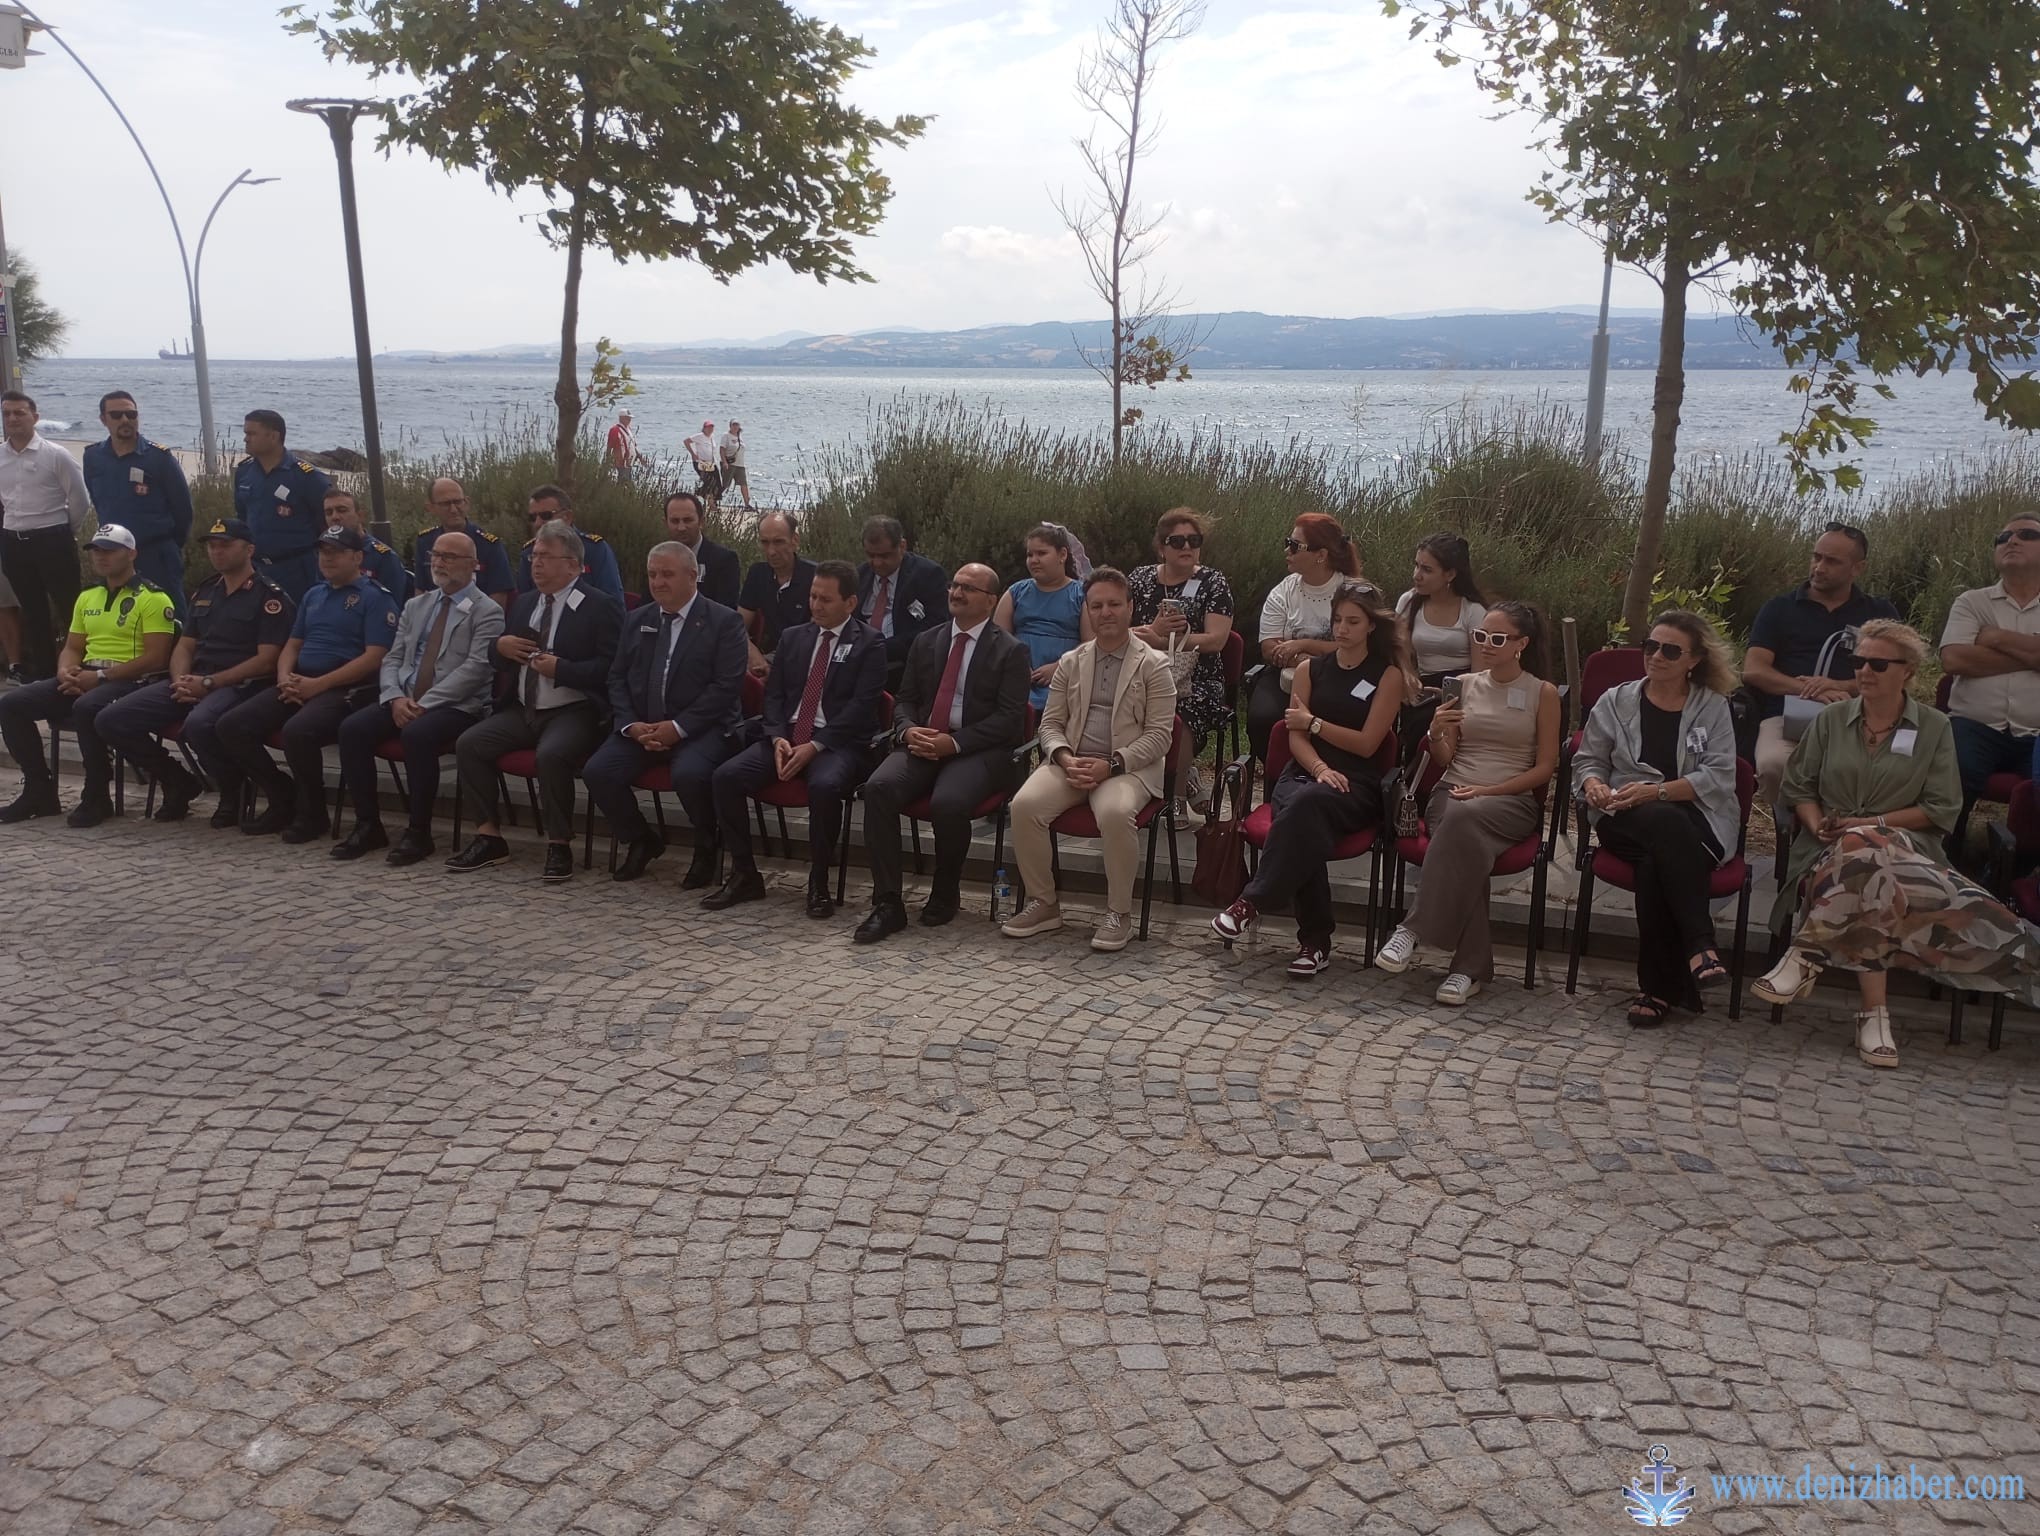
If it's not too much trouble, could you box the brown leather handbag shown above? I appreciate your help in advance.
[1191,770,1249,908]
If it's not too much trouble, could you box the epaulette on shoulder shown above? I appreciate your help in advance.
[520,537,535,551]
[583,531,607,543]
[416,525,437,539]
[369,536,393,554]
[294,459,315,473]
[149,440,173,453]
[478,529,501,544]
[252,571,287,593]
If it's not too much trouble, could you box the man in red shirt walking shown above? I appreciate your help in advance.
[606,411,645,485]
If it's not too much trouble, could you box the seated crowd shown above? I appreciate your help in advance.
[5,399,2040,1075]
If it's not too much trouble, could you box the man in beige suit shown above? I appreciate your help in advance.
[1003,567,1178,951]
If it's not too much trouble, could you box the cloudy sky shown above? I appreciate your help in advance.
[3,0,1670,358]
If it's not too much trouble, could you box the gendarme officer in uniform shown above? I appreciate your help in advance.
[322,485,411,603]
[514,482,624,601]
[0,524,179,828]
[233,408,332,602]
[412,477,513,605]
[82,390,193,617]
[96,518,294,827]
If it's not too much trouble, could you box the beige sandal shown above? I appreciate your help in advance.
[1855,1006,1899,1069]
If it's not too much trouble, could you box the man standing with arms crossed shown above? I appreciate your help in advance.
[233,409,332,602]
[0,390,95,683]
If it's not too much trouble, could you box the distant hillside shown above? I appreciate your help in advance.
[390,309,1781,371]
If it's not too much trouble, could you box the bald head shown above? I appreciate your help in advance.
[428,477,469,529]
[428,530,478,592]
[947,562,1000,627]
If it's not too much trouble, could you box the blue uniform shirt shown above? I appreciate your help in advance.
[234,454,334,561]
[414,521,513,598]
[515,530,623,601]
[82,438,192,547]
[363,535,413,604]
[291,574,400,676]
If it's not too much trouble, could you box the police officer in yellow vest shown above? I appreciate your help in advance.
[0,524,179,827]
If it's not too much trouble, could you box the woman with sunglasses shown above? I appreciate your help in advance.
[1396,532,1486,685]
[1573,611,1741,1027]
[1211,582,1405,976]
[1130,508,1236,812]
[995,523,1092,711]
[1377,601,1560,1004]
[1755,619,2040,1066]
[1248,513,1367,761]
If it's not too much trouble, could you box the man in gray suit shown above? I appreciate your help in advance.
[333,530,506,866]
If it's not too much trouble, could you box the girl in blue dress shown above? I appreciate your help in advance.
[995,523,1091,710]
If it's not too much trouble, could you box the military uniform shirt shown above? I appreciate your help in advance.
[82,439,193,548]
[187,571,295,673]
[233,454,334,559]
[292,575,399,676]
[414,521,513,597]
[363,535,413,604]
[515,531,623,601]
[70,578,179,666]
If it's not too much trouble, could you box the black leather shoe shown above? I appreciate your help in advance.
[541,844,574,883]
[919,890,961,927]
[806,883,835,920]
[702,869,767,910]
[854,897,908,945]
[0,789,61,824]
[153,764,202,822]
[65,797,114,829]
[386,828,435,867]
[613,834,664,882]
[209,799,243,830]
[280,816,330,845]
[330,821,389,860]
[445,833,511,872]
[680,846,720,890]
[244,793,296,836]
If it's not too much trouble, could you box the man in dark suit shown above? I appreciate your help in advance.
[664,490,742,610]
[855,562,1032,943]
[857,517,950,691]
[582,540,748,886]
[704,560,886,918]
[446,521,625,883]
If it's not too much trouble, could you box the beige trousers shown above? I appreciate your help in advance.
[1011,762,1151,914]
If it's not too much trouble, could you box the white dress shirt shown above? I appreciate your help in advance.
[657,595,697,735]
[942,619,988,733]
[0,433,94,534]
[526,583,585,709]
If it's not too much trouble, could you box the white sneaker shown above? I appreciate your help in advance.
[1375,925,1418,973]
[1436,973,1481,1006]
[1002,898,1063,938]
[1856,1006,1899,1068]
[1091,911,1133,951]
[1753,947,1822,1005]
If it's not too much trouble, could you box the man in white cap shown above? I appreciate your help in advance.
[0,524,180,826]
[684,419,723,510]
[606,410,645,485]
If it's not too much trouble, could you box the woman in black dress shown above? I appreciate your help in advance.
[1210,583,1407,977]
[1129,508,1237,811]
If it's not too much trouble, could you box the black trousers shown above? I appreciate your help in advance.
[861,744,1012,902]
[0,676,142,799]
[582,728,735,846]
[713,738,871,878]
[96,678,263,796]
[455,702,605,842]
[213,684,371,819]
[1246,667,1290,762]
[1241,766,1385,948]
[2,526,82,681]
[337,699,479,832]
[1595,802,1721,1009]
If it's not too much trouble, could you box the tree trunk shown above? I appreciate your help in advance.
[552,101,600,487]
[1623,235,1691,638]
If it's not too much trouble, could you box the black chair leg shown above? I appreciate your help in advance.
[1166,807,1182,905]
[1728,879,1752,1022]
[776,806,790,858]
[990,808,1008,919]
[1566,862,1594,997]
[1990,996,2007,1051]
[1524,855,1546,990]
[1138,813,1159,940]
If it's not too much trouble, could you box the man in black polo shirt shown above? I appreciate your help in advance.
[737,510,816,677]
[97,517,295,825]
[1742,521,1900,809]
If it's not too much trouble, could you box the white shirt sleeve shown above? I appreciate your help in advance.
[1938,588,1985,651]
[1259,575,1294,643]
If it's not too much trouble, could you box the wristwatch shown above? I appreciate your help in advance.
[201,675,216,692]
[1109,753,1126,777]
[1308,716,1323,737]
[1656,783,1668,802]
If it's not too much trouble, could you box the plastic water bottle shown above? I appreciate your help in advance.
[993,867,1012,920]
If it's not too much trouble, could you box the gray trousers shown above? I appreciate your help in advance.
[1403,785,1540,981]
[454,701,605,842]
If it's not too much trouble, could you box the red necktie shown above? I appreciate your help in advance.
[927,630,969,735]
[791,630,833,746]
[871,574,890,633]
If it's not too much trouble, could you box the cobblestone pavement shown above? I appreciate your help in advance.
[3,795,2039,1536]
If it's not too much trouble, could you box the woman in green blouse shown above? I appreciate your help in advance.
[1755,619,2040,1066]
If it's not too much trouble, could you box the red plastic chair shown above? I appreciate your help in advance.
[495,746,599,869]
[884,705,1038,919]
[1579,647,1647,725]
[1036,716,1186,940]
[1219,629,1245,763]
[1388,733,1551,988]
[1564,757,1758,1018]
[1226,724,1393,964]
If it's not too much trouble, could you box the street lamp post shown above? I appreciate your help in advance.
[287,98,390,545]
[7,3,273,474]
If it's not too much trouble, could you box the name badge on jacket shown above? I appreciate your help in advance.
[1508,686,1527,710]
[834,643,853,662]
[1350,677,1375,701]
[1892,728,1918,756]
[566,588,585,611]
[1181,577,1202,601]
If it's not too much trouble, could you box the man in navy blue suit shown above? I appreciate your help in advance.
[857,517,949,691]
[704,560,887,919]
[581,541,747,886]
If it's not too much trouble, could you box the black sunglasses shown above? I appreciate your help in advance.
[1163,533,1204,550]
[1640,638,1688,661]
[1995,527,2040,545]
[1283,537,1306,553]
[105,409,138,421]
[1852,656,1901,673]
